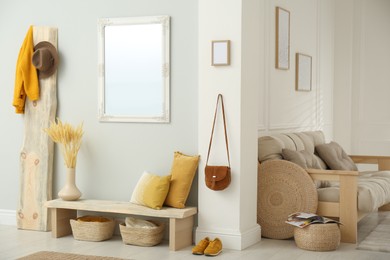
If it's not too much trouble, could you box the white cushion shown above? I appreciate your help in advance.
[317,171,390,212]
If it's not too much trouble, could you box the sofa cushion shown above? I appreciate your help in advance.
[317,171,390,212]
[294,133,315,153]
[258,131,326,163]
[315,141,358,171]
[258,135,295,162]
[282,149,331,188]
[282,149,322,169]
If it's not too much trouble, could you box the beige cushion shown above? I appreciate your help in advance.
[317,171,390,212]
[286,133,306,151]
[313,154,328,169]
[282,149,330,188]
[301,132,328,169]
[258,136,287,162]
[295,133,315,153]
[303,131,327,146]
[315,141,358,171]
[258,131,326,163]
[282,149,322,169]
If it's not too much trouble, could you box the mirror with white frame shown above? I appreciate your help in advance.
[98,16,170,123]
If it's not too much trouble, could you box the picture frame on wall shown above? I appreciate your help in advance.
[212,40,230,66]
[295,53,312,91]
[275,7,290,70]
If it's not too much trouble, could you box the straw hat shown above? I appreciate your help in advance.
[32,41,59,78]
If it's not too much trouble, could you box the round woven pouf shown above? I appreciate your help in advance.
[257,160,318,239]
[294,223,340,251]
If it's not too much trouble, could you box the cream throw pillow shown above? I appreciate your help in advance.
[130,171,171,210]
[164,151,200,208]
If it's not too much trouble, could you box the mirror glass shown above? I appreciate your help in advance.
[98,16,170,123]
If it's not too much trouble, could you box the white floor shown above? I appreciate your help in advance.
[1,212,389,260]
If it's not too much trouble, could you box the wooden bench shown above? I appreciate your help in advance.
[44,199,197,251]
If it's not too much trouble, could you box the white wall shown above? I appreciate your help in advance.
[333,0,354,150]
[0,0,198,214]
[334,0,390,156]
[196,0,335,250]
[197,0,260,250]
[259,0,335,138]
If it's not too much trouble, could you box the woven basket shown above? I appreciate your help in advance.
[294,223,340,251]
[119,220,165,247]
[70,216,115,242]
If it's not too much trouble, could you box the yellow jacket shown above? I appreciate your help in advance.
[13,26,39,114]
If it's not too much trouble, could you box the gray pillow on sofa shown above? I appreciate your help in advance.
[281,149,322,169]
[315,141,358,171]
[282,149,331,188]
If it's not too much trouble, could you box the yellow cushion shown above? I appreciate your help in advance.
[164,151,200,208]
[130,171,171,210]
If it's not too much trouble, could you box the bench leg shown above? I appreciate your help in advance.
[50,208,77,238]
[169,216,194,251]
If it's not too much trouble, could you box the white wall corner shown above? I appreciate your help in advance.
[195,224,261,250]
[0,209,16,226]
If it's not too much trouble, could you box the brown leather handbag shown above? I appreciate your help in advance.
[205,94,231,191]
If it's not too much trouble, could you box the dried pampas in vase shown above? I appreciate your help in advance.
[44,118,84,200]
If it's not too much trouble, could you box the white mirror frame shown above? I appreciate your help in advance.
[98,16,170,123]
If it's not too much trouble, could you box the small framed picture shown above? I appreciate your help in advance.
[212,40,230,66]
[296,53,312,91]
[275,7,290,70]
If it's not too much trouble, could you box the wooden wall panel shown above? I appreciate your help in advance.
[17,26,58,231]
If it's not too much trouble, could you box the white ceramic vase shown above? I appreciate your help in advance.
[58,168,82,201]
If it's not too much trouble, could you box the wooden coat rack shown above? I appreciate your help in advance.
[17,26,58,231]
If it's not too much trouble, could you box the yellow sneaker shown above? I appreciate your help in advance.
[192,237,210,255]
[204,238,222,256]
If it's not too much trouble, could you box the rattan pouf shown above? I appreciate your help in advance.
[294,223,340,251]
[258,160,318,239]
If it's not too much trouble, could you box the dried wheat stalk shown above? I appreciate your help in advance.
[44,118,84,168]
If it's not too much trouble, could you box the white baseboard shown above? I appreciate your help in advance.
[0,209,16,226]
[195,224,261,250]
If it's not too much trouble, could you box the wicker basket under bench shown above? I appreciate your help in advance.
[44,199,197,251]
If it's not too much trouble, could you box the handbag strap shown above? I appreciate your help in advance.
[206,94,231,167]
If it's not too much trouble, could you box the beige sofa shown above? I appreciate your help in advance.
[257,131,390,243]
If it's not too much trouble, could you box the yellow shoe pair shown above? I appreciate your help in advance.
[192,237,222,256]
